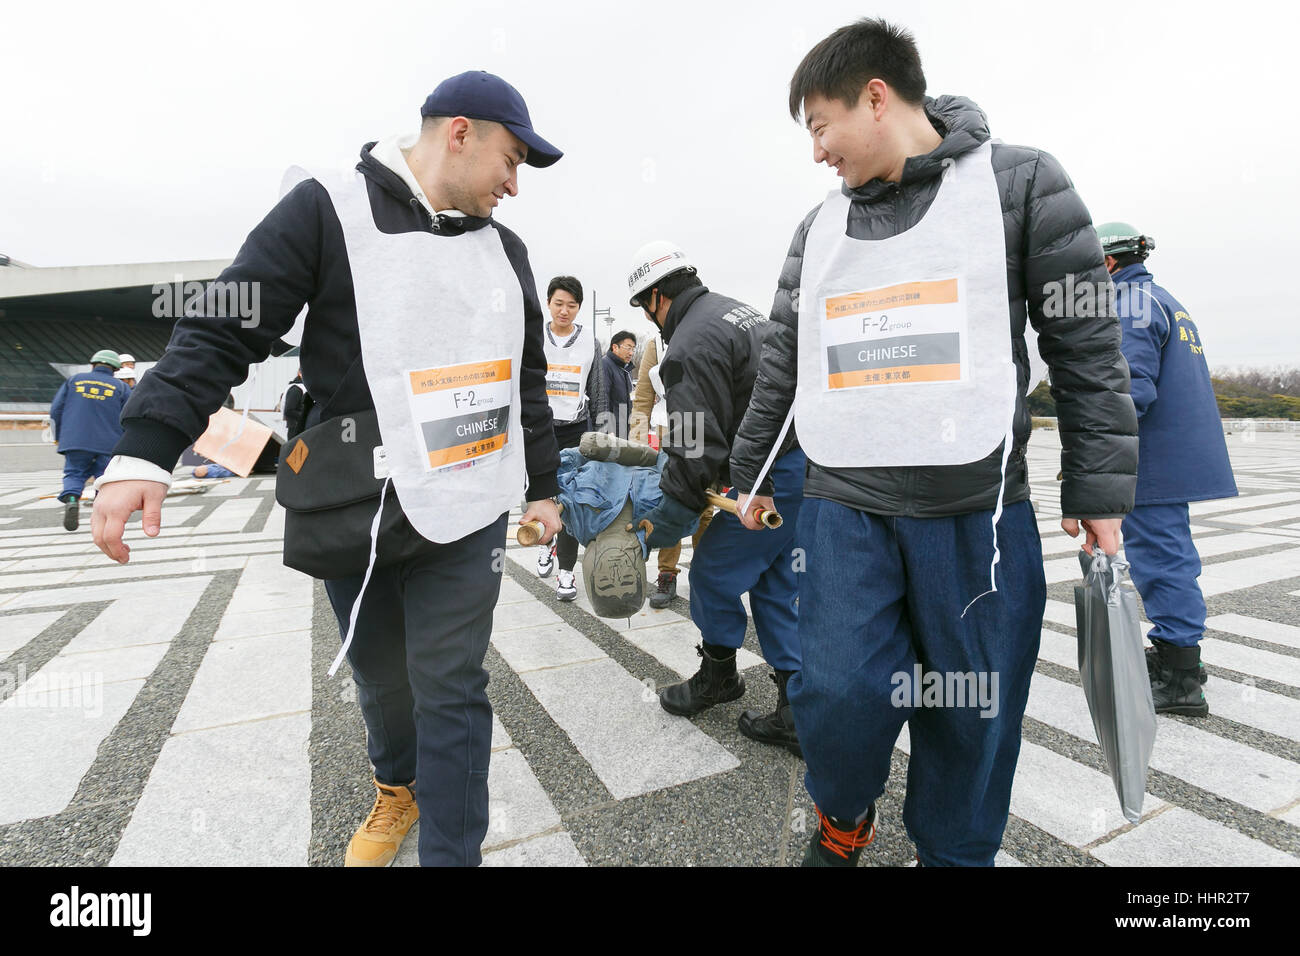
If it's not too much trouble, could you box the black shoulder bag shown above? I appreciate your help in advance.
[275,380,436,580]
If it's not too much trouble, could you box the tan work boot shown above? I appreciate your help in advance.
[344,778,418,867]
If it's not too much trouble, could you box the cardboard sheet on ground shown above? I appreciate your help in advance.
[192,407,272,478]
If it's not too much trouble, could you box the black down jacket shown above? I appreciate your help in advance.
[657,285,790,512]
[729,95,1138,519]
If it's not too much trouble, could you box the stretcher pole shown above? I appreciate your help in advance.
[705,491,782,529]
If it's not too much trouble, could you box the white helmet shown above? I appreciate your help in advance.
[626,240,695,307]
[117,353,136,364]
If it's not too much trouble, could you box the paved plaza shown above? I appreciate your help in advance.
[0,429,1297,866]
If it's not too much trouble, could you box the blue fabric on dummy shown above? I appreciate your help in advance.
[555,447,697,556]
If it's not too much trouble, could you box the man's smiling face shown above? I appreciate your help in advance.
[803,90,882,189]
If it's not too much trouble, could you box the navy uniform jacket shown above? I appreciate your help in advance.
[50,366,129,455]
[600,349,634,439]
[1113,263,1236,505]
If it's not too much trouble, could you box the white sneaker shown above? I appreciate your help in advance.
[537,543,555,578]
[556,569,577,602]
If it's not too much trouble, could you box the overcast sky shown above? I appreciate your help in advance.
[2,0,1295,367]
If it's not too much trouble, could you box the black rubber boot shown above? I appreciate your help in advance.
[802,804,876,867]
[1145,643,1205,685]
[658,643,745,717]
[62,495,80,532]
[738,670,802,758]
[1150,641,1209,717]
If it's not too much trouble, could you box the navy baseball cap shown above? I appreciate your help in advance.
[420,71,563,168]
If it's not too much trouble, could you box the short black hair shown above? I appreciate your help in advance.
[547,275,584,305]
[610,330,636,348]
[789,17,927,122]
[634,269,702,308]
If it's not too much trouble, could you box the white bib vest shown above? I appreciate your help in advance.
[741,142,1019,614]
[287,166,527,543]
[794,140,1016,469]
[283,166,528,673]
[543,321,594,424]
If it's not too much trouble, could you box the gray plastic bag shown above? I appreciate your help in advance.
[1074,550,1157,824]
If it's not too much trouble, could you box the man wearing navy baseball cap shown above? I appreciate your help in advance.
[93,72,565,867]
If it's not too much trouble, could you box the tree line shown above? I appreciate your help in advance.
[1027,367,1300,420]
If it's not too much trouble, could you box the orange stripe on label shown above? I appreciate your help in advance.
[825,279,958,320]
[547,363,582,374]
[409,359,511,395]
[546,389,581,397]
[427,432,508,468]
[828,363,961,389]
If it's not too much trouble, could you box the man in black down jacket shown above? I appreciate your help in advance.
[730,19,1137,866]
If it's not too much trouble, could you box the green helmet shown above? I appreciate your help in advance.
[1095,221,1155,258]
[90,349,122,369]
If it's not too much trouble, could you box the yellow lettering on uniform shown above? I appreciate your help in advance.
[1179,327,1188,342]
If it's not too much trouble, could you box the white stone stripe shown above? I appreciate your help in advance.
[5,541,281,574]
[0,681,145,825]
[1207,613,1300,650]
[895,724,1166,847]
[0,526,284,560]
[1036,628,1300,743]
[66,556,249,586]
[1189,492,1300,517]
[110,714,311,866]
[1091,807,1299,867]
[110,560,313,866]
[394,716,580,867]
[1042,533,1292,586]
[1199,637,1300,688]
[204,478,255,497]
[490,614,739,800]
[1199,547,1300,595]
[191,498,261,534]
[1212,503,1300,526]
[0,574,211,613]
[224,553,313,614]
[0,610,62,658]
[611,618,766,678]
[482,831,587,866]
[0,584,207,824]
[0,487,46,506]
[1025,671,1300,814]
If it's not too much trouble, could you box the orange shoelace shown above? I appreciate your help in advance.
[816,808,876,860]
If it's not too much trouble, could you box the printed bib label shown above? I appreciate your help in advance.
[820,277,968,390]
[545,362,583,399]
[406,358,512,471]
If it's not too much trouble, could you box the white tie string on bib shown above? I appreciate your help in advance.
[959,420,1016,619]
[738,402,795,520]
[329,477,391,677]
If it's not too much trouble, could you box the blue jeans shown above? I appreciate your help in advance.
[688,449,805,672]
[791,498,1045,866]
[1122,503,1204,648]
[323,513,506,867]
[60,450,111,499]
